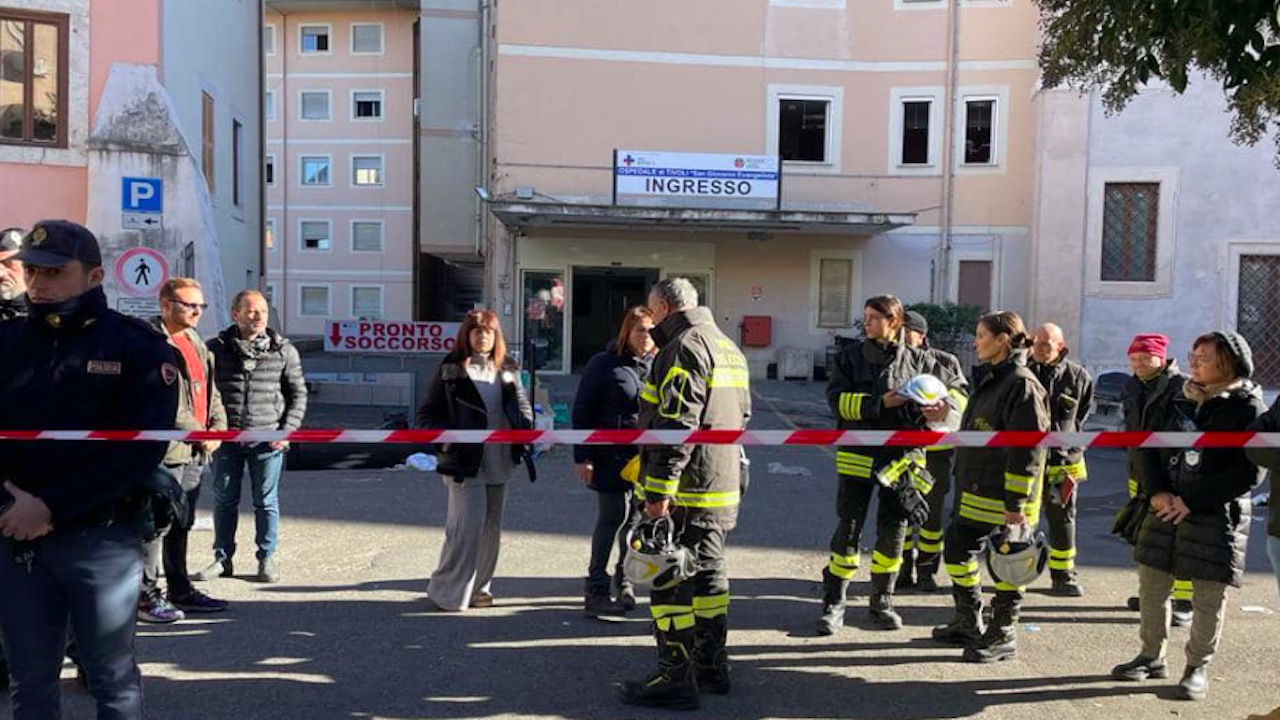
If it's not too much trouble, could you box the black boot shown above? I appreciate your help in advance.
[915,558,941,593]
[693,614,731,695]
[895,548,917,591]
[1050,569,1084,597]
[612,571,637,612]
[964,590,1020,663]
[1171,599,1193,627]
[619,627,700,710]
[868,573,903,630]
[585,578,625,619]
[815,569,848,636]
[933,585,984,645]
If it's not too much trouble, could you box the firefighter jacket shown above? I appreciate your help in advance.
[953,349,1050,528]
[639,307,751,526]
[1029,353,1093,483]
[1120,360,1188,498]
[828,337,935,491]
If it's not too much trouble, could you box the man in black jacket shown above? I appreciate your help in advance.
[0,227,29,321]
[0,220,178,719]
[197,290,307,584]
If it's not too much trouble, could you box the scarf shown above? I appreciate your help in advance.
[1182,378,1243,406]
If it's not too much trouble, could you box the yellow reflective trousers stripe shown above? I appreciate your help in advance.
[692,594,731,619]
[1046,461,1087,482]
[828,551,860,580]
[946,560,981,587]
[651,604,695,631]
[870,550,903,575]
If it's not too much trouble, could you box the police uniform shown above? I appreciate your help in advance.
[933,348,1049,663]
[1029,352,1093,595]
[818,335,934,634]
[0,221,178,720]
[619,306,750,710]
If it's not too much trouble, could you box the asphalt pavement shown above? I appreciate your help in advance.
[5,379,1279,720]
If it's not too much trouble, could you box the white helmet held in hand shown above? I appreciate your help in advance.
[623,516,696,591]
[898,374,949,406]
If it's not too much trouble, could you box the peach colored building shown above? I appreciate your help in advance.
[484,0,1040,374]
[264,2,419,336]
[0,0,264,329]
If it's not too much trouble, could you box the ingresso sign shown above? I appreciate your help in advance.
[325,320,460,353]
[613,150,780,210]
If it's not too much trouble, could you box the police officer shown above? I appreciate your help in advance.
[817,296,939,636]
[0,220,179,720]
[932,311,1049,663]
[900,310,969,593]
[0,227,29,321]
[618,277,751,711]
[1029,322,1094,596]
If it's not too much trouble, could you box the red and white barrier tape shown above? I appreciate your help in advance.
[0,429,1276,448]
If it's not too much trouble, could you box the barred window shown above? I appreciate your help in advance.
[1100,182,1159,282]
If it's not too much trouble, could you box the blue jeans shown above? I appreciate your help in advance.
[1268,535,1280,602]
[0,526,144,720]
[212,442,285,562]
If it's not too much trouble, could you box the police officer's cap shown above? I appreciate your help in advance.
[14,220,103,268]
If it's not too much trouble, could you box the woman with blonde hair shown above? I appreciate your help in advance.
[417,309,533,611]
[572,306,656,618]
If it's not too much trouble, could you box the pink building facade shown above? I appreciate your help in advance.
[264,3,418,336]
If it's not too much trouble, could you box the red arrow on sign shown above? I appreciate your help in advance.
[329,323,342,348]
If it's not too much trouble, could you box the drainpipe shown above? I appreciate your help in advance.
[476,0,491,259]
[937,0,960,304]
[257,1,267,295]
[278,9,290,333]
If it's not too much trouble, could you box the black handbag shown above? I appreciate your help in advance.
[1111,493,1150,546]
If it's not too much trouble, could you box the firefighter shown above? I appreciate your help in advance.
[617,277,750,711]
[900,310,969,593]
[932,310,1049,663]
[1120,333,1195,625]
[816,296,940,635]
[1029,323,1094,597]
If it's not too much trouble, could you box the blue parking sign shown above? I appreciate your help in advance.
[122,177,163,214]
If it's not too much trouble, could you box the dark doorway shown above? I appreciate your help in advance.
[571,266,658,370]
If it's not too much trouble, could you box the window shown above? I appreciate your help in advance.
[963,98,996,165]
[1100,183,1159,282]
[351,155,383,186]
[352,286,384,319]
[300,156,330,186]
[351,24,383,54]
[778,98,829,163]
[300,285,330,316]
[351,90,383,120]
[264,283,276,306]
[201,91,214,193]
[0,10,69,147]
[300,220,331,251]
[266,218,276,250]
[231,119,243,207]
[300,25,330,54]
[351,220,383,252]
[265,154,275,186]
[264,24,276,54]
[300,90,330,121]
[264,90,275,121]
[901,99,931,165]
[181,241,195,278]
[817,257,854,327]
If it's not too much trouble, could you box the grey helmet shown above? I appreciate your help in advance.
[623,516,696,592]
[986,527,1049,587]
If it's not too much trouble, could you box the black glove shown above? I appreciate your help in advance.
[884,482,930,526]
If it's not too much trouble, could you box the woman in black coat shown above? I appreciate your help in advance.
[572,306,655,618]
[416,309,533,612]
[1112,331,1265,701]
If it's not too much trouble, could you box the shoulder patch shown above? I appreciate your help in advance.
[161,362,179,385]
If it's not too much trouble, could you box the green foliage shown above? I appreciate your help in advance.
[1035,0,1280,165]
[905,302,983,343]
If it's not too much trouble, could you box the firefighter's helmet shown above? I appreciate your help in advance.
[623,516,696,592]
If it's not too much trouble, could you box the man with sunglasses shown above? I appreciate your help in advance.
[138,278,230,622]
[0,227,29,321]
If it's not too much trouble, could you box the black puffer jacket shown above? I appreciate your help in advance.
[1136,381,1265,587]
[1244,396,1280,541]
[208,326,308,431]
[1121,360,1189,498]
[416,352,534,480]
[572,344,650,493]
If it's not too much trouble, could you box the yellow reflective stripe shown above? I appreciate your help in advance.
[919,528,944,541]
[949,389,969,412]
[1173,579,1194,601]
[693,594,731,618]
[926,444,954,452]
[1048,558,1074,571]
[917,538,944,553]
[640,383,658,404]
[644,476,678,496]
[1048,545,1076,570]
[658,365,693,419]
[708,367,749,389]
[870,551,903,574]
[655,614,696,631]
[674,489,740,508]
[651,604,691,619]
[828,551,860,579]
[994,580,1025,593]
[1004,472,1034,495]
[839,392,867,421]
[1046,461,1087,482]
[879,456,914,485]
[651,604,696,631]
[1127,478,1139,498]
[946,560,981,587]
[910,462,934,494]
[959,492,1005,525]
[1049,547,1077,559]
[836,451,873,466]
[836,450,874,478]
[903,537,916,551]
[837,465,874,479]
